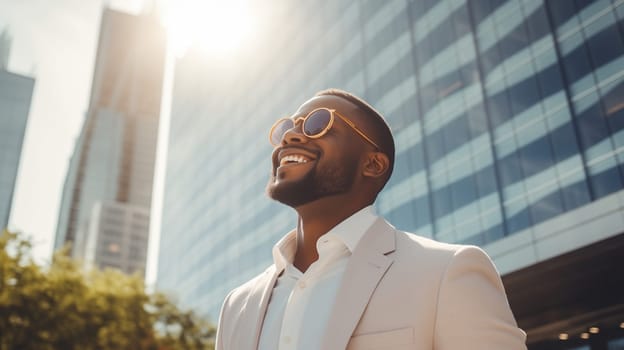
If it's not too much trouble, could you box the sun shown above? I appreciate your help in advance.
[162,0,254,57]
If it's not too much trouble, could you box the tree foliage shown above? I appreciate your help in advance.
[0,230,215,350]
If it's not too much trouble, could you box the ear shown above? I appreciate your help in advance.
[362,152,390,179]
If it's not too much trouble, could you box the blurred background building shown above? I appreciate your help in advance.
[0,30,11,70]
[0,30,34,231]
[156,0,624,349]
[54,8,166,276]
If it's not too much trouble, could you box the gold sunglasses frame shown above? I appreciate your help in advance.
[269,107,380,150]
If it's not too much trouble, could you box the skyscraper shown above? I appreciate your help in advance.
[0,32,34,230]
[0,29,10,70]
[157,0,624,348]
[55,8,166,276]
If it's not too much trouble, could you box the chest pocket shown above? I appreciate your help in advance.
[346,327,414,350]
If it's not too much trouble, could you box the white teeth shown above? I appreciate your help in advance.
[280,154,309,166]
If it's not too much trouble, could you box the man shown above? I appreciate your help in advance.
[216,89,526,350]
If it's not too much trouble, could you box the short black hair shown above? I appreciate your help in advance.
[315,88,395,187]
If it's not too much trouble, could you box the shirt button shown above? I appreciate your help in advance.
[298,281,306,289]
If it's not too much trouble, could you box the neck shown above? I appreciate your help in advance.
[291,195,369,272]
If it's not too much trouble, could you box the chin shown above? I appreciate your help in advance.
[266,159,357,208]
[266,176,354,209]
[266,178,318,208]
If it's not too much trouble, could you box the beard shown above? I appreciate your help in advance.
[267,158,358,207]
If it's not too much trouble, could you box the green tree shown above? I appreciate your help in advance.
[0,229,215,350]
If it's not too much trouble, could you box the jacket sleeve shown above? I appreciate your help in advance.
[215,289,236,350]
[433,245,527,350]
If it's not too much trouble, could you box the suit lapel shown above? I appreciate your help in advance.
[321,218,396,350]
[239,265,282,350]
[240,229,297,350]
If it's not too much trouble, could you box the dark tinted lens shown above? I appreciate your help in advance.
[270,119,294,145]
[303,109,331,136]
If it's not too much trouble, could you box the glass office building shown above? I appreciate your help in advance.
[0,68,34,230]
[55,8,166,275]
[157,0,624,348]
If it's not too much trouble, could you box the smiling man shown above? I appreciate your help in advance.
[215,89,527,350]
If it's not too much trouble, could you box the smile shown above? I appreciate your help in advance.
[279,154,313,167]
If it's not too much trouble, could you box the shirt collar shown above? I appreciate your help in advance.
[272,231,296,271]
[271,205,378,270]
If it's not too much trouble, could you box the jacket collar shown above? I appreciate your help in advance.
[244,218,396,350]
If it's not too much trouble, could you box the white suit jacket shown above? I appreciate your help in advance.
[216,218,527,350]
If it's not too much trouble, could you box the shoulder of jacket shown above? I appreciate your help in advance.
[396,230,493,265]
[225,264,276,302]
[397,230,458,250]
[395,229,489,259]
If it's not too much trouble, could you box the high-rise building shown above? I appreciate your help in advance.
[55,8,166,276]
[157,0,624,348]
[0,29,10,70]
[0,34,34,230]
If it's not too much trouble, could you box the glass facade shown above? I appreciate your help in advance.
[0,69,34,229]
[156,0,624,334]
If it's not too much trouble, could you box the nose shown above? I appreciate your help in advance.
[281,120,307,146]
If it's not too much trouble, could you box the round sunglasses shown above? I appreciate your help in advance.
[269,107,380,150]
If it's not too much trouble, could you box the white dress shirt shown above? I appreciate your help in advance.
[257,206,378,350]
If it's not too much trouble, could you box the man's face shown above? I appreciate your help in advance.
[266,95,372,208]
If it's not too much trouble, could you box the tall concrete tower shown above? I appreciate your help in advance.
[55,8,166,276]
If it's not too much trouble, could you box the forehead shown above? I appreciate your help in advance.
[293,95,361,120]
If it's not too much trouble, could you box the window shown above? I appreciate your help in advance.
[483,222,505,243]
[519,134,555,178]
[505,200,532,234]
[392,151,413,183]
[529,188,564,224]
[432,187,452,219]
[460,232,484,246]
[480,46,503,75]
[409,145,426,173]
[425,131,445,165]
[498,152,524,188]
[602,81,624,133]
[488,90,513,127]
[443,114,470,154]
[508,75,541,115]
[525,5,549,42]
[387,200,417,232]
[465,102,488,137]
[547,0,577,29]
[561,179,591,211]
[589,161,624,199]
[469,0,494,24]
[575,94,610,151]
[586,23,624,70]
[550,121,581,162]
[497,22,530,61]
[412,196,431,230]
[451,174,477,210]
[537,62,565,98]
[475,164,498,197]
[561,41,593,84]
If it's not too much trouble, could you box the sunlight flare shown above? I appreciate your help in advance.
[163,0,254,57]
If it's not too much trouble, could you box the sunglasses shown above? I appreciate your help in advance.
[269,107,380,150]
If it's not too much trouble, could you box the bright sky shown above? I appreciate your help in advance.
[0,0,257,285]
